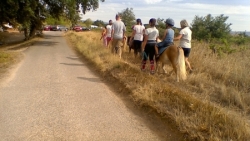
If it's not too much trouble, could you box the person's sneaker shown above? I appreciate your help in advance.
[189,69,193,74]
[150,65,155,74]
[141,65,146,71]
[150,70,155,74]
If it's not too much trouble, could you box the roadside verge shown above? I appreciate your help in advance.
[65,31,250,141]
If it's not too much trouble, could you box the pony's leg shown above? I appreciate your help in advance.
[155,60,159,73]
[162,63,168,74]
[171,63,179,82]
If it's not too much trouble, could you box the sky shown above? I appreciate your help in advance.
[80,0,250,31]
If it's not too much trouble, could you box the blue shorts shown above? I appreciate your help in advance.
[181,48,191,57]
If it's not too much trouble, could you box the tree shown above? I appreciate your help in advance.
[0,0,105,40]
[93,20,105,27]
[191,14,232,41]
[157,18,165,29]
[118,8,136,32]
[83,18,93,27]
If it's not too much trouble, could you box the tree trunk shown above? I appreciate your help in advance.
[29,24,36,39]
[23,28,30,41]
[29,28,36,38]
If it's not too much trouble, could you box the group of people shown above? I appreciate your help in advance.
[100,14,192,74]
[101,14,126,58]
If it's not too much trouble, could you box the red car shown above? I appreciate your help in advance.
[44,25,52,31]
[73,26,82,32]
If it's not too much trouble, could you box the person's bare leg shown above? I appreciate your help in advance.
[185,57,192,71]
[155,45,159,57]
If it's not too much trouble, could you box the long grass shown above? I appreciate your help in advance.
[0,50,20,77]
[66,31,250,141]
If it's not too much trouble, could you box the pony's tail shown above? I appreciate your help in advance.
[177,48,187,80]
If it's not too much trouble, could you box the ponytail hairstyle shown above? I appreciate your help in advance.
[149,18,156,27]
[136,18,142,25]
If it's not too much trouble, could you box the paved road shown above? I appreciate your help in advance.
[0,31,182,141]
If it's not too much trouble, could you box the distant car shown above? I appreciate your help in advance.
[44,25,52,31]
[73,26,82,32]
[81,27,90,31]
[51,25,60,31]
[58,26,68,31]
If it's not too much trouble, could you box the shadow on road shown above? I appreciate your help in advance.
[8,40,59,50]
[33,40,59,47]
[77,77,103,83]
[60,63,85,66]
[66,56,80,60]
[43,34,65,39]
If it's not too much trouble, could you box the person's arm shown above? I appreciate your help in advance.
[161,30,168,41]
[123,23,126,39]
[129,30,136,43]
[100,29,104,40]
[156,30,160,42]
[141,35,148,51]
[111,27,114,40]
[174,34,183,41]
[156,36,159,42]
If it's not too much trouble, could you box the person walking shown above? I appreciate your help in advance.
[141,18,159,74]
[106,20,113,48]
[155,18,175,57]
[129,18,145,57]
[111,14,126,58]
[174,19,193,72]
[100,26,107,46]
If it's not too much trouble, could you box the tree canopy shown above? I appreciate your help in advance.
[93,20,106,27]
[118,8,136,32]
[191,14,232,41]
[0,0,105,40]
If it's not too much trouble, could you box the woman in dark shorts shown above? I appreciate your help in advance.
[141,18,159,74]
[174,19,193,72]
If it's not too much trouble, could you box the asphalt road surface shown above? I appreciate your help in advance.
[0,31,183,141]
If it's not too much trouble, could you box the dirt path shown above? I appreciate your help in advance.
[0,31,184,140]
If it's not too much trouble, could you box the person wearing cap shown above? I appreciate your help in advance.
[174,19,192,72]
[129,18,145,57]
[106,20,113,48]
[111,14,126,58]
[155,18,175,57]
[141,18,159,74]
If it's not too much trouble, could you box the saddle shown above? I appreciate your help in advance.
[158,43,175,55]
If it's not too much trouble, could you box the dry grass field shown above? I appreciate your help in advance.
[66,31,250,141]
[0,30,36,79]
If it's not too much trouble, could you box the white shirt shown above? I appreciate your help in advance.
[179,27,192,48]
[133,25,145,41]
[145,27,159,40]
[106,25,112,37]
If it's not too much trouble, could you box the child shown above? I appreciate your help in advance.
[100,26,107,46]
[129,18,145,57]
[155,18,175,57]
[141,18,159,74]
